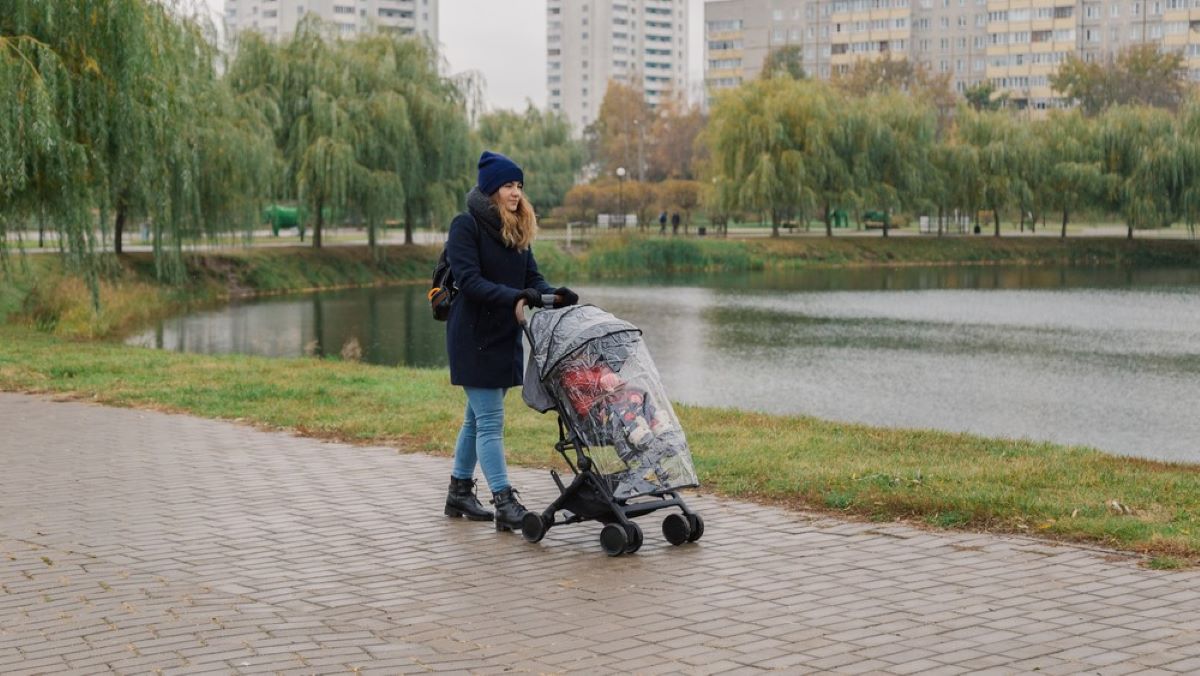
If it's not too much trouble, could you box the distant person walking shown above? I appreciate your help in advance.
[671,212,681,236]
[658,211,667,235]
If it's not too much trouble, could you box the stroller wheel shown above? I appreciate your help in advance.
[662,513,691,546]
[623,522,643,554]
[522,512,547,543]
[599,523,628,556]
[686,513,705,543]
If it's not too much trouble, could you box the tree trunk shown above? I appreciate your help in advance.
[114,205,126,255]
[1061,208,1068,239]
[1019,210,1025,232]
[992,207,1001,238]
[313,199,324,248]
[404,204,414,245]
[368,218,377,254]
[937,206,944,237]
[770,210,779,238]
[824,203,833,237]
[1127,223,1134,240]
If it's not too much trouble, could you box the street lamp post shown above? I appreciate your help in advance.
[616,166,626,229]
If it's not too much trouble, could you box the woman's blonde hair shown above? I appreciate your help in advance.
[491,188,538,251]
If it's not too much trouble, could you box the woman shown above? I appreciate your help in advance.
[443,151,579,532]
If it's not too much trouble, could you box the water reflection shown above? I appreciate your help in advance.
[129,285,447,367]
[127,264,1200,462]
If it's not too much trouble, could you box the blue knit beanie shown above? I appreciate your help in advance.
[477,151,524,196]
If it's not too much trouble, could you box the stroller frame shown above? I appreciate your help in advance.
[517,298,704,556]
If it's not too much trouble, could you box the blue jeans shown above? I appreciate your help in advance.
[451,387,510,493]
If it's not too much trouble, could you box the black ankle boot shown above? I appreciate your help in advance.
[444,476,493,521]
[491,487,528,532]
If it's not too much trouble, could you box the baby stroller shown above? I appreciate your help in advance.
[517,297,704,556]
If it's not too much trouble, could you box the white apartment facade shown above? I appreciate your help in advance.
[706,0,1200,110]
[224,0,438,43]
[547,0,690,134]
[705,0,986,103]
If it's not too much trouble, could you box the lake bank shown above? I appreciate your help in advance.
[5,235,1198,339]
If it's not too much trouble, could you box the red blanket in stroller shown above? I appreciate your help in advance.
[559,361,673,460]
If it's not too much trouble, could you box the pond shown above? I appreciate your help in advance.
[127,264,1200,463]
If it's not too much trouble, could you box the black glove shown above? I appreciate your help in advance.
[516,288,544,308]
[554,287,579,308]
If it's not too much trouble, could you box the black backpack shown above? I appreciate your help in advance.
[428,245,455,321]
[429,213,481,321]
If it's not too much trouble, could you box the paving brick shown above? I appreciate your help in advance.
[2,392,1199,674]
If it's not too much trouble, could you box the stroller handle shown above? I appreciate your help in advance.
[515,294,561,326]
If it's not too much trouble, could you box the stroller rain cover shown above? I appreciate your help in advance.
[523,305,699,500]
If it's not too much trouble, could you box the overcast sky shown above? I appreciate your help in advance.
[203,0,705,112]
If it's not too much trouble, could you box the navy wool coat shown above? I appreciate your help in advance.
[446,189,555,389]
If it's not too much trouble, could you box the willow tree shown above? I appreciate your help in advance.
[1,18,90,270]
[228,18,471,250]
[1126,102,1200,238]
[1174,99,1200,239]
[861,91,935,237]
[1033,111,1103,238]
[939,137,985,234]
[477,106,586,215]
[1009,120,1044,232]
[958,109,1025,237]
[836,57,957,133]
[2,0,271,286]
[1095,105,1175,238]
[707,77,825,236]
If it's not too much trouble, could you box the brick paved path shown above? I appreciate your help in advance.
[2,392,1199,675]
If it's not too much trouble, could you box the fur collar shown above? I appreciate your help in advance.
[466,187,508,246]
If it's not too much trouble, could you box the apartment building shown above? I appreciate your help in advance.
[705,0,988,103]
[224,0,438,43]
[547,0,690,134]
[987,0,1200,109]
[706,0,1200,110]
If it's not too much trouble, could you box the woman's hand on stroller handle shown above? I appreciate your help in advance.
[514,292,561,324]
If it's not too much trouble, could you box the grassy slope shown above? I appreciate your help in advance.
[534,235,1200,281]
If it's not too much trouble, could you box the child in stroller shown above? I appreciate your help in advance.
[557,353,688,499]
[519,301,703,555]
[552,355,686,497]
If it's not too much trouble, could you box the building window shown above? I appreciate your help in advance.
[706,19,743,31]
